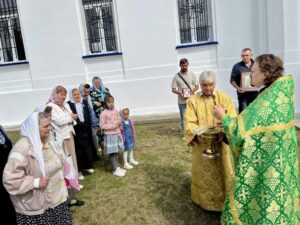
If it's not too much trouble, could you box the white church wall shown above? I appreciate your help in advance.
[17,0,86,88]
[0,64,32,93]
[0,89,53,127]
[282,0,300,114]
[214,0,260,104]
[83,55,125,83]
[0,0,298,127]
[116,0,179,80]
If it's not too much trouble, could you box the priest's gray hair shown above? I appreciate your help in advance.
[199,70,216,83]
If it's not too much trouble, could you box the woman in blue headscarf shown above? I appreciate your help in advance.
[90,76,111,150]
[90,76,111,119]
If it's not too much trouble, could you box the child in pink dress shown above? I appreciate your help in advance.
[100,96,126,177]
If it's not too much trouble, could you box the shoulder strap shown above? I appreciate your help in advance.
[177,73,192,91]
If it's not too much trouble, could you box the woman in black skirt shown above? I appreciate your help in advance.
[68,88,99,180]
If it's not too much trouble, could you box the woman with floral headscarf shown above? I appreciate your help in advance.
[90,76,111,119]
[90,76,111,151]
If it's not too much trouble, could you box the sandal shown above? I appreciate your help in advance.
[68,198,85,207]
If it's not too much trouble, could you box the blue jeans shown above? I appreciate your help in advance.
[178,103,186,130]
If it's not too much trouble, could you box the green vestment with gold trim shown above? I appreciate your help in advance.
[221,76,300,225]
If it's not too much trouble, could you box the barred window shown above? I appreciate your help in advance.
[178,0,213,44]
[0,0,26,63]
[82,0,118,54]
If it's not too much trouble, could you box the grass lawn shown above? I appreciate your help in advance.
[7,123,300,225]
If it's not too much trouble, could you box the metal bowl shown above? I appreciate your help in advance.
[199,126,224,159]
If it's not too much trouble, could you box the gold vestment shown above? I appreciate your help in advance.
[184,91,237,211]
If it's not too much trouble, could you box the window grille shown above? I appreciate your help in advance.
[178,0,212,44]
[0,0,26,63]
[82,0,117,54]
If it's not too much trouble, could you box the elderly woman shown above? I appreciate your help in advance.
[90,76,110,119]
[90,76,111,151]
[214,54,300,224]
[42,105,84,207]
[67,88,99,179]
[0,125,16,224]
[3,112,72,224]
[184,70,237,211]
[47,86,79,179]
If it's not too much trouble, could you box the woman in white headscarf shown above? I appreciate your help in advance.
[3,112,72,225]
[67,88,99,180]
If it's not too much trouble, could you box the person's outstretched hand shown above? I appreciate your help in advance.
[213,105,225,121]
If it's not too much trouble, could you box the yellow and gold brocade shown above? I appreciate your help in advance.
[184,91,237,211]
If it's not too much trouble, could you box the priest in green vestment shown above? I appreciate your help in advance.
[184,70,237,211]
[214,54,300,225]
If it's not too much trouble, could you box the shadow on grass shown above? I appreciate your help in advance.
[144,163,221,225]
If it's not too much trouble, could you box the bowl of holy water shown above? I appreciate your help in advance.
[197,126,224,159]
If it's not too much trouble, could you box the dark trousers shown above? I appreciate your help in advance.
[109,153,118,172]
[238,92,258,113]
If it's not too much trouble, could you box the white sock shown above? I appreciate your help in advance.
[123,151,128,165]
[129,150,134,162]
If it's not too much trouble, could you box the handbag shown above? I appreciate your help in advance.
[49,127,80,190]
[63,155,80,191]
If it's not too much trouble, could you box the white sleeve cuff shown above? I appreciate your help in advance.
[33,178,40,188]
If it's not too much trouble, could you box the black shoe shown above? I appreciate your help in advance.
[68,199,85,207]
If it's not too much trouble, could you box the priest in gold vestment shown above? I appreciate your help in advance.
[184,70,237,211]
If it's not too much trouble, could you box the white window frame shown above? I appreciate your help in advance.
[176,0,216,45]
[82,0,119,54]
[0,7,25,63]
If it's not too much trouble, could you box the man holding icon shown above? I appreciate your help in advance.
[172,58,199,130]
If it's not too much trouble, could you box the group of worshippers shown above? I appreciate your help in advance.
[1,76,138,224]
[176,54,300,224]
[1,52,300,224]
